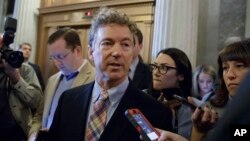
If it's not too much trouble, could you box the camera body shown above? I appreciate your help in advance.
[0,17,24,68]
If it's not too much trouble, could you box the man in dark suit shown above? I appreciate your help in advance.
[129,28,152,90]
[48,7,173,141]
[19,42,45,91]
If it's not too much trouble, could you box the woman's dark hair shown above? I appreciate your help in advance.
[157,48,193,98]
[211,38,250,107]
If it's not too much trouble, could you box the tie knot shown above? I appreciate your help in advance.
[64,71,79,81]
[100,89,109,100]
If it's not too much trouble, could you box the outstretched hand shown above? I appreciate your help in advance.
[156,128,188,141]
[191,104,218,133]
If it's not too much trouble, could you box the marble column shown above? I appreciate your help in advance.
[245,0,250,37]
[218,0,246,50]
[13,0,40,62]
[168,0,199,67]
[151,0,199,67]
[0,0,8,33]
[151,0,170,62]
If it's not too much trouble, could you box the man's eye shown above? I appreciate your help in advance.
[101,42,112,46]
[122,43,130,47]
[57,55,64,59]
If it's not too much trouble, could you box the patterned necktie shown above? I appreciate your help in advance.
[85,89,109,141]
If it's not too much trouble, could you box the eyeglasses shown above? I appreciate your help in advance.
[49,51,71,61]
[149,63,177,74]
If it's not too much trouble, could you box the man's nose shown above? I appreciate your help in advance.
[54,59,63,65]
[111,44,122,58]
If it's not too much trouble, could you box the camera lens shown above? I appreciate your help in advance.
[1,49,24,68]
[7,51,24,68]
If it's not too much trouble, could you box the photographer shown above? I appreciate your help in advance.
[0,33,42,140]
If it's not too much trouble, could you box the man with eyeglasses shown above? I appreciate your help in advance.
[28,28,96,141]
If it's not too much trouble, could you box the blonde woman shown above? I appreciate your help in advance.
[192,64,217,103]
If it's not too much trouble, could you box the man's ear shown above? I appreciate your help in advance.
[75,46,82,55]
[138,43,143,50]
[88,45,94,61]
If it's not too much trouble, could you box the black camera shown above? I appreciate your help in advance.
[0,17,24,68]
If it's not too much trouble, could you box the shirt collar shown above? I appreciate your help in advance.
[92,78,129,105]
[76,59,87,72]
[60,59,86,77]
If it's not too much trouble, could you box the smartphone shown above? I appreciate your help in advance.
[125,108,159,141]
[172,94,197,110]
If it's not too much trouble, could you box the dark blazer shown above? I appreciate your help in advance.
[48,81,173,141]
[28,62,45,91]
[132,61,152,90]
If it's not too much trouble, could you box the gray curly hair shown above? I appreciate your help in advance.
[88,7,138,47]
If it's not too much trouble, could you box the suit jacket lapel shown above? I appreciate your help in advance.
[48,82,94,141]
[68,83,94,141]
[133,62,144,86]
[72,60,94,87]
[43,60,94,128]
[99,83,139,141]
[42,73,62,127]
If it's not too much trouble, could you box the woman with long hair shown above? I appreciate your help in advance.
[145,48,193,140]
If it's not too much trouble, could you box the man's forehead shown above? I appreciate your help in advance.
[21,45,31,49]
[96,25,133,39]
[98,24,131,32]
